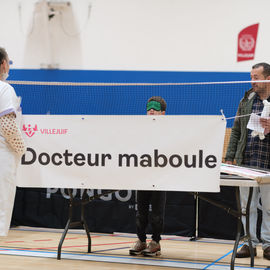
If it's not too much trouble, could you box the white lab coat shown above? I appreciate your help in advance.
[0,81,22,236]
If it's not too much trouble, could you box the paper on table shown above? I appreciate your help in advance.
[221,163,270,184]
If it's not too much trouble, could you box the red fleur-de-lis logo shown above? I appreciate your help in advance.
[22,124,38,137]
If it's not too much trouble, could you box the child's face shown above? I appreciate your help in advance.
[147,109,165,115]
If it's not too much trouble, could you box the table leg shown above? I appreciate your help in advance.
[81,190,91,253]
[57,189,92,260]
[190,192,199,241]
[246,187,254,267]
[230,187,242,270]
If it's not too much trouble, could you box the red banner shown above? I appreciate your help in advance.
[237,23,259,62]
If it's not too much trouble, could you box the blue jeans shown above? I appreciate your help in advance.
[240,185,270,250]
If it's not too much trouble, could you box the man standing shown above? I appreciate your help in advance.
[129,96,167,257]
[225,63,270,259]
[0,47,26,236]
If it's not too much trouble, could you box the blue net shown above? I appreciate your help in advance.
[10,80,252,128]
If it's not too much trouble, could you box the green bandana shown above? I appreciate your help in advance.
[147,100,161,111]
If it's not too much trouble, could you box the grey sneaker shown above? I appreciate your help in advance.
[129,240,147,255]
[142,240,161,256]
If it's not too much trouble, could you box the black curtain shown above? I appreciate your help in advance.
[12,187,241,240]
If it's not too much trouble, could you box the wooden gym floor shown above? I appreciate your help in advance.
[0,227,270,270]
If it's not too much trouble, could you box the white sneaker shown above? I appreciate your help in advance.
[142,240,161,256]
[129,240,147,255]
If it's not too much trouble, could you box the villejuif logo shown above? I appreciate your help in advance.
[22,123,68,137]
[22,124,38,137]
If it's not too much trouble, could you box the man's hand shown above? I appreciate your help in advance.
[260,117,270,135]
[225,161,233,165]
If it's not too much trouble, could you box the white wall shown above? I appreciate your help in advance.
[0,0,269,71]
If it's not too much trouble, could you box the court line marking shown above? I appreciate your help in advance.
[0,239,134,253]
[0,248,266,270]
[93,246,130,253]
[10,227,239,246]
[33,239,53,242]
[5,229,267,269]
[1,233,260,269]
[203,243,244,270]
[9,227,238,247]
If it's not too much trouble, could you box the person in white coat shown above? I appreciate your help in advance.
[0,47,26,236]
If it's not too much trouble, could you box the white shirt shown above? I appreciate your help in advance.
[0,81,22,148]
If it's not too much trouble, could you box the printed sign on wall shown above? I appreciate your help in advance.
[237,23,259,62]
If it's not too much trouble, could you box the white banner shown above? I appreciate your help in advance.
[17,115,226,192]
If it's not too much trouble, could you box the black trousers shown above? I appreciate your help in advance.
[136,190,166,243]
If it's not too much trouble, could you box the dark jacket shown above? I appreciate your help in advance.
[225,89,255,165]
